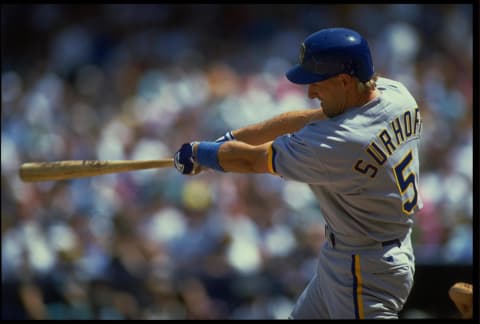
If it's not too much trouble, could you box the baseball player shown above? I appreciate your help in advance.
[174,27,423,319]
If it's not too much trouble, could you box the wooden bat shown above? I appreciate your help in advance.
[19,159,174,182]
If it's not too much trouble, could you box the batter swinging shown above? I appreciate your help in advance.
[174,27,423,319]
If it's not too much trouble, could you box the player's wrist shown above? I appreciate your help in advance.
[196,141,225,172]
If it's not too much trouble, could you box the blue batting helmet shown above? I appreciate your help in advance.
[286,27,374,84]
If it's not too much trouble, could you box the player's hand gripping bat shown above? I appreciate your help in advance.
[19,159,174,182]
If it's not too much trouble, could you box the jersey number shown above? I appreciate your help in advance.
[393,151,418,214]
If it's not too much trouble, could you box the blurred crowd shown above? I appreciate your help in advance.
[1,4,473,319]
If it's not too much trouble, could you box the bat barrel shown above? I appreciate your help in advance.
[19,159,174,182]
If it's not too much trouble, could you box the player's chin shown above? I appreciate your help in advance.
[322,106,336,118]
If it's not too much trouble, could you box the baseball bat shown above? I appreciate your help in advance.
[19,159,174,182]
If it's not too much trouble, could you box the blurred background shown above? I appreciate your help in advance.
[1,4,475,320]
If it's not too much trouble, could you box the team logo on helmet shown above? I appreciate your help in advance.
[299,43,306,64]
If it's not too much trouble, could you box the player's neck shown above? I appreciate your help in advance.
[352,88,379,109]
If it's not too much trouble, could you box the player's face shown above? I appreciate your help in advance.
[308,75,348,117]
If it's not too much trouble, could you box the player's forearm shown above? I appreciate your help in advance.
[231,108,326,145]
[217,141,272,173]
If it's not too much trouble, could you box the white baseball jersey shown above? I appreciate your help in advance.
[270,76,422,242]
[268,77,423,318]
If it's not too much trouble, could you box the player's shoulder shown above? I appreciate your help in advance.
[377,76,408,91]
[377,76,416,105]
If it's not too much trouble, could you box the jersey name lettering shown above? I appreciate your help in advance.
[354,108,422,178]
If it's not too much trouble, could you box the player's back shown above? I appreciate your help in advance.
[272,77,423,242]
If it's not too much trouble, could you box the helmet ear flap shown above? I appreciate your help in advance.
[340,60,354,76]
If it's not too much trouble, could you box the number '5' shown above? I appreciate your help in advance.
[393,150,418,215]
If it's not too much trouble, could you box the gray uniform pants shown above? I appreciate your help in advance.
[290,228,415,319]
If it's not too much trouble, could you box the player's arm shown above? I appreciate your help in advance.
[174,108,326,175]
[174,141,275,175]
[218,108,326,145]
[216,141,273,173]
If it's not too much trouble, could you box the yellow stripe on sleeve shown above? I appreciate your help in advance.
[267,143,278,175]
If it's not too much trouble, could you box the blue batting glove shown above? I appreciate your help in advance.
[215,131,235,143]
[174,142,198,175]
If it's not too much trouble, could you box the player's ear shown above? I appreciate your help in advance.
[337,73,351,87]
